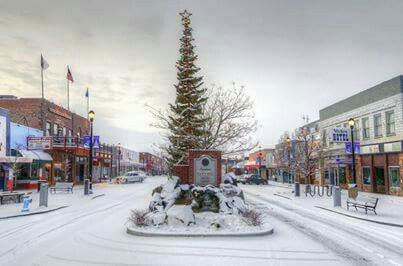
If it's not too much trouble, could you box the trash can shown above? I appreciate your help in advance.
[37,180,47,192]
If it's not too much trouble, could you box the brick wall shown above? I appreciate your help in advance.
[172,164,189,184]
[0,97,89,136]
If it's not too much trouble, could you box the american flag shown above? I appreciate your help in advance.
[67,67,74,82]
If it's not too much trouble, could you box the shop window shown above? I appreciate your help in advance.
[374,114,382,137]
[362,166,371,185]
[362,117,370,139]
[386,111,395,135]
[62,127,67,136]
[389,167,400,188]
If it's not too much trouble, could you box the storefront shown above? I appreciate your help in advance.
[357,141,402,196]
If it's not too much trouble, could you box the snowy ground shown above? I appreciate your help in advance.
[0,176,399,265]
[241,182,403,266]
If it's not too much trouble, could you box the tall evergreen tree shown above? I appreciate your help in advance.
[167,10,208,165]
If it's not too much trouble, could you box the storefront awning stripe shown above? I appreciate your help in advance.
[18,150,53,162]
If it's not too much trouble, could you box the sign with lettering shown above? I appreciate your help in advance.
[345,141,360,154]
[27,136,52,150]
[194,155,217,186]
[332,128,349,142]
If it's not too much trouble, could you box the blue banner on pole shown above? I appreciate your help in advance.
[93,136,100,149]
[83,135,91,148]
[84,135,100,149]
[345,141,360,154]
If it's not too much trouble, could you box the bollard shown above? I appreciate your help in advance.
[21,195,32,212]
[294,182,300,197]
[84,179,90,195]
[39,183,48,207]
[332,186,341,207]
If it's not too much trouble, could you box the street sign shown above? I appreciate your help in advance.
[27,136,52,150]
[345,141,360,154]
[332,128,349,142]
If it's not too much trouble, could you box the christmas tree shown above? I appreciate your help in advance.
[167,10,208,165]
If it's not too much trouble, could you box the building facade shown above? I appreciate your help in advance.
[0,96,90,185]
[319,76,403,195]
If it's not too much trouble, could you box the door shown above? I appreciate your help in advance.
[374,167,385,193]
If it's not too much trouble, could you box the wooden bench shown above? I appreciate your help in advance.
[50,182,74,193]
[347,196,379,215]
[0,192,25,204]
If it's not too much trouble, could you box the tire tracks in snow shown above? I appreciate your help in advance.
[246,192,402,266]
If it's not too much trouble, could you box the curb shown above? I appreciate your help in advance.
[126,225,274,237]
[91,194,106,200]
[273,193,292,200]
[0,205,69,220]
[314,206,403,228]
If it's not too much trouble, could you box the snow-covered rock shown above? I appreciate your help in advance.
[146,206,167,226]
[149,192,163,212]
[222,172,237,185]
[167,205,195,226]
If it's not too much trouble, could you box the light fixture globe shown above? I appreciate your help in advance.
[88,110,95,122]
[348,118,355,128]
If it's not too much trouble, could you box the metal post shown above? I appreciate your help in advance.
[295,182,300,197]
[89,121,93,183]
[84,178,90,195]
[332,186,341,207]
[350,126,357,184]
[39,183,48,207]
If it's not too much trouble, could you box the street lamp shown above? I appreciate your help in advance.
[286,137,292,183]
[117,142,121,176]
[348,118,357,184]
[88,110,95,183]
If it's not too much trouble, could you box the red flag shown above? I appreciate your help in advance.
[67,67,74,82]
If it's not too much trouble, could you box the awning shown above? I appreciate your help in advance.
[19,150,53,162]
[0,156,33,163]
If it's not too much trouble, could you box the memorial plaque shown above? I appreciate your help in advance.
[194,155,217,186]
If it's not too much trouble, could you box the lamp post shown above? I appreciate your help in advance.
[286,137,291,183]
[117,143,121,176]
[257,145,263,177]
[88,110,95,183]
[348,118,357,184]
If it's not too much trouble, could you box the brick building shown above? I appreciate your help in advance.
[319,76,403,196]
[0,96,91,184]
[139,152,167,175]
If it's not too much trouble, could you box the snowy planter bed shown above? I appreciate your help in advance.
[126,173,273,237]
[126,211,273,237]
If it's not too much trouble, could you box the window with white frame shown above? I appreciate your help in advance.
[386,110,395,135]
[362,117,370,139]
[374,114,382,137]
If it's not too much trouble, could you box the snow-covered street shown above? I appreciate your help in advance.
[0,176,357,266]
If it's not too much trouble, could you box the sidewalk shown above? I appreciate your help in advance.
[0,184,109,219]
[243,181,403,229]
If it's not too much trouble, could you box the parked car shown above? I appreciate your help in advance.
[118,171,146,183]
[245,174,268,185]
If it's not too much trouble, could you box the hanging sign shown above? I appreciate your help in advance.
[27,136,52,150]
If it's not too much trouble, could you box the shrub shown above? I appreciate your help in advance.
[129,209,150,227]
[242,209,262,226]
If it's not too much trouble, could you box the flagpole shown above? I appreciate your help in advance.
[41,55,45,132]
[87,89,89,119]
[67,71,70,111]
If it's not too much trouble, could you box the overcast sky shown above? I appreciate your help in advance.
[1,0,403,153]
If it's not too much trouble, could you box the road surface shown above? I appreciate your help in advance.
[0,177,370,265]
